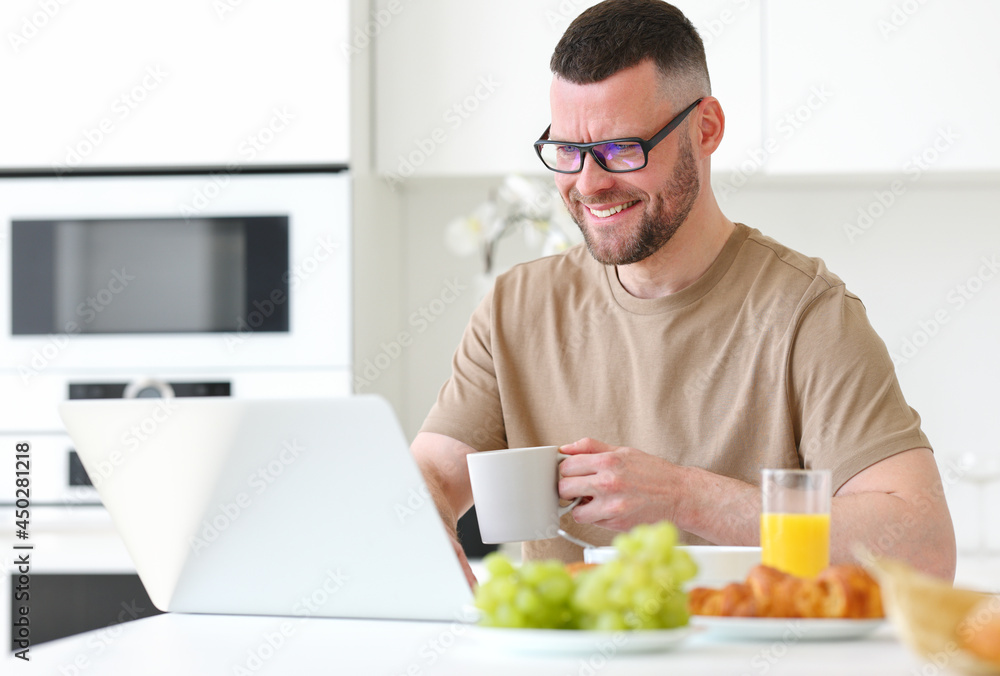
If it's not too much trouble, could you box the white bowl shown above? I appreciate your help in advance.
[582,546,617,565]
[584,545,761,587]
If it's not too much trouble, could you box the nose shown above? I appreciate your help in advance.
[573,151,616,197]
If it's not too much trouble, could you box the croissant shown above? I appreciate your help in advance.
[688,582,758,617]
[745,565,818,618]
[689,564,884,619]
[816,564,885,619]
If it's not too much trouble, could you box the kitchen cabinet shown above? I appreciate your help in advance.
[763,0,1000,174]
[0,0,348,169]
[373,0,763,178]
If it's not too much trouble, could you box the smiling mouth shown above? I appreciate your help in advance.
[586,200,638,218]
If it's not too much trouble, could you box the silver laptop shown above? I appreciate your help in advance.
[58,395,473,622]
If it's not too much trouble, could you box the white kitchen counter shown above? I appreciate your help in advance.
[11,611,938,676]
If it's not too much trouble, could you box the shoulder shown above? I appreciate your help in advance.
[732,226,863,316]
[738,226,848,294]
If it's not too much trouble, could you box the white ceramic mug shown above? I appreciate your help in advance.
[467,445,582,544]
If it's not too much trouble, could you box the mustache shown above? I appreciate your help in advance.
[568,187,645,206]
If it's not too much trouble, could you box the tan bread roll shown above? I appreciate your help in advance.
[689,564,884,619]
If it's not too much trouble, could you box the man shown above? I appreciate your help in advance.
[412,0,956,583]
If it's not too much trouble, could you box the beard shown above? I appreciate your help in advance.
[568,133,701,266]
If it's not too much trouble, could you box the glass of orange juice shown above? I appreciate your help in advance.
[760,469,831,579]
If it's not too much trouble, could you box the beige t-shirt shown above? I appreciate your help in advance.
[420,223,929,562]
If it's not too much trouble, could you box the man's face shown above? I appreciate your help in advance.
[549,61,702,266]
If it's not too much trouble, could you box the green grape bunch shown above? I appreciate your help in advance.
[474,521,698,630]
[572,522,697,630]
[475,555,577,629]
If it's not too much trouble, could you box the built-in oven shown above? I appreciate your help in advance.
[0,169,352,651]
[0,169,351,425]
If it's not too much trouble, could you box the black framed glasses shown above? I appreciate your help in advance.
[533,98,703,174]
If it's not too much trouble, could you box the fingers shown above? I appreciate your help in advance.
[451,537,478,590]
[461,556,478,590]
[566,499,599,526]
[559,437,616,455]
[558,474,590,501]
[563,495,624,532]
[558,458,591,478]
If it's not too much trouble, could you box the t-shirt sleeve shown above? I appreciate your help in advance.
[788,285,931,492]
[418,286,507,452]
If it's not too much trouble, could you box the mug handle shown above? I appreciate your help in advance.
[558,497,583,516]
[556,452,583,515]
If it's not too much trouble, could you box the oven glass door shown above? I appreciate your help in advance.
[11,216,288,335]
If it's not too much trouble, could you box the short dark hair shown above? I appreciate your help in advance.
[551,0,710,99]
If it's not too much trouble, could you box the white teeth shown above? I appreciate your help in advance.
[587,200,636,218]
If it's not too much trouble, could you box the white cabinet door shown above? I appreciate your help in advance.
[373,0,557,179]
[764,0,1000,174]
[0,0,348,169]
[374,0,761,178]
[677,0,763,178]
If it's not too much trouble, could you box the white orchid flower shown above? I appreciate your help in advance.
[444,215,481,257]
[444,175,582,274]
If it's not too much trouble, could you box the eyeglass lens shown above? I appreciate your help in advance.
[539,141,646,172]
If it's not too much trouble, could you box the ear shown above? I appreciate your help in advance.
[693,97,725,158]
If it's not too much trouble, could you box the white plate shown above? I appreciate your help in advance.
[467,625,694,655]
[693,616,885,641]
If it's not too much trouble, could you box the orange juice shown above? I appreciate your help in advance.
[760,512,830,578]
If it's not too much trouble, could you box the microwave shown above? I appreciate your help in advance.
[0,170,352,431]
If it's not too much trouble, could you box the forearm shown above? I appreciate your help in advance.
[672,465,761,546]
[411,432,481,589]
[673,467,955,580]
[562,441,955,578]
[411,432,476,538]
[420,461,462,538]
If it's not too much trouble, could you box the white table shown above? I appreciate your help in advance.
[11,612,941,676]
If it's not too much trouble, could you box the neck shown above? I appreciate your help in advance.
[616,205,735,299]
